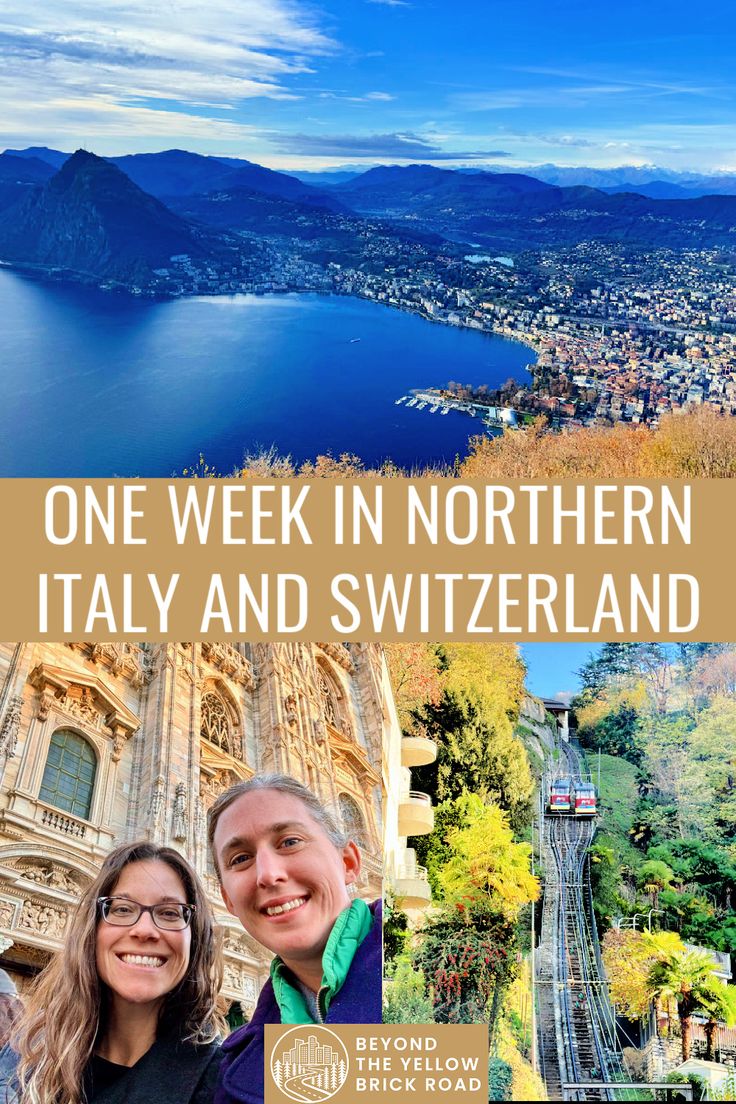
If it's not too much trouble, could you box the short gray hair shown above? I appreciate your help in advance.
[207,773,350,879]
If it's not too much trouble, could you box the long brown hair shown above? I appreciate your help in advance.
[14,841,223,1104]
[0,994,22,1050]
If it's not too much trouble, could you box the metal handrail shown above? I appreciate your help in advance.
[397,864,429,881]
[401,790,432,805]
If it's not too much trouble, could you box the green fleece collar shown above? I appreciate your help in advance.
[270,898,372,1024]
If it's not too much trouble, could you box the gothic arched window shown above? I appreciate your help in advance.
[338,793,366,847]
[200,692,232,754]
[39,729,96,820]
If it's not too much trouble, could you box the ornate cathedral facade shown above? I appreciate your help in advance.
[0,642,383,1015]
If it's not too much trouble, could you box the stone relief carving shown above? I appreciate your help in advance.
[317,643,355,674]
[222,961,257,1005]
[76,644,153,687]
[200,644,255,689]
[0,694,22,758]
[110,733,127,762]
[19,900,68,940]
[16,863,81,893]
[251,643,270,668]
[59,687,102,729]
[223,931,262,960]
[37,689,58,723]
[0,900,15,929]
[286,644,310,676]
[199,769,239,810]
[193,797,206,838]
[317,672,338,727]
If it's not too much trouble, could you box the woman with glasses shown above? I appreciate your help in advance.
[0,841,223,1104]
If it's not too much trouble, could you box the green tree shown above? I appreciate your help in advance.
[684,696,736,840]
[413,695,534,832]
[579,702,642,762]
[384,643,445,733]
[488,1058,513,1102]
[638,859,675,908]
[382,892,410,970]
[414,900,517,1027]
[648,947,723,1061]
[699,978,736,1062]
[602,928,684,1020]
[638,713,695,837]
[435,794,539,917]
[576,643,672,711]
[383,955,434,1024]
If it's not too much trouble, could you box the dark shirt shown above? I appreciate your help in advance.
[215,899,382,1104]
[83,1054,131,1099]
[0,1033,222,1104]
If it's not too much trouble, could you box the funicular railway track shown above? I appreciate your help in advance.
[537,746,628,1100]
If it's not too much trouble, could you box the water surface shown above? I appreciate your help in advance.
[0,271,534,475]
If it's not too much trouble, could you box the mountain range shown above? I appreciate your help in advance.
[293,162,736,197]
[1,146,736,285]
[0,150,218,282]
[3,146,343,209]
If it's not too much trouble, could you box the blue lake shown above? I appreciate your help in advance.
[0,269,534,476]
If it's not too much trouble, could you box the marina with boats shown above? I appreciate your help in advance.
[395,388,519,430]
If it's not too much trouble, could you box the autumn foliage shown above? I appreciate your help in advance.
[460,407,736,479]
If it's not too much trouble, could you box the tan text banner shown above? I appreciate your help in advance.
[0,478,731,640]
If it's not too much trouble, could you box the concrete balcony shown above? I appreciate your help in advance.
[398,790,434,837]
[1,792,115,852]
[401,735,437,767]
[395,863,432,909]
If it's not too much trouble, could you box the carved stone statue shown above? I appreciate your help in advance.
[0,695,22,758]
[150,775,165,837]
[172,782,187,842]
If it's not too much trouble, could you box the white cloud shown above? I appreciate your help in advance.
[0,0,334,145]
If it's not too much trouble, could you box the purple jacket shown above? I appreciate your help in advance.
[215,900,382,1104]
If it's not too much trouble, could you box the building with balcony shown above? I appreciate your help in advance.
[0,641,382,1016]
[382,660,435,916]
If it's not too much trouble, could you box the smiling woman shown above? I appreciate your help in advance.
[208,774,382,1104]
[0,841,224,1104]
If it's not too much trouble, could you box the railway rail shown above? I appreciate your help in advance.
[537,744,628,1100]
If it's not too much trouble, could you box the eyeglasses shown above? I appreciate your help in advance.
[97,896,195,931]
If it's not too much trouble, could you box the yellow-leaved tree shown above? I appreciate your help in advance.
[436,793,539,917]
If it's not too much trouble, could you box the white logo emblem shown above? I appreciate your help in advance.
[270,1025,350,1102]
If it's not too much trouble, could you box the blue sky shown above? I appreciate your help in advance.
[1,0,734,171]
[520,643,600,703]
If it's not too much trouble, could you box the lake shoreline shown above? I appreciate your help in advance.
[0,272,535,477]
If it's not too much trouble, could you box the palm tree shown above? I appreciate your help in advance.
[638,859,674,909]
[641,930,687,1036]
[648,948,721,1061]
[699,978,736,1062]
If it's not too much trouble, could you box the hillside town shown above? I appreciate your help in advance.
[133,229,736,431]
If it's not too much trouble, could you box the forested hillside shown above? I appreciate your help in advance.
[574,643,736,956]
